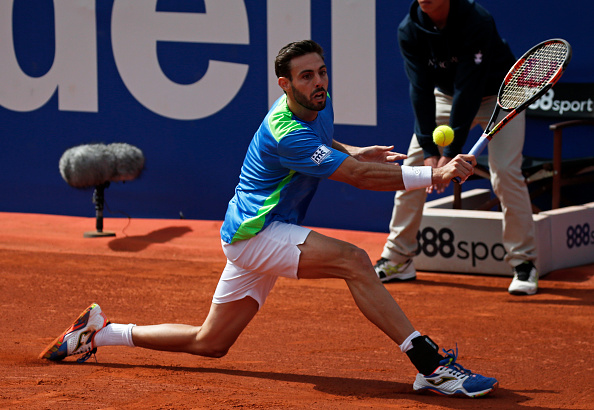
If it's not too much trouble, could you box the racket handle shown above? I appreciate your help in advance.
[453,135,490,183]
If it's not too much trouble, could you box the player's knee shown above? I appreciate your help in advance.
[193,341,231,358]
[202,346,230,358]
[189,331,234,358]
[341,245,374,281]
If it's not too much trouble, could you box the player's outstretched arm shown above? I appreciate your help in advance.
[329,153,475,192]
[329,156,405,191]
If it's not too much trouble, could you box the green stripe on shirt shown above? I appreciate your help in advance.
[268,95,305,142]
[230,169,296,243]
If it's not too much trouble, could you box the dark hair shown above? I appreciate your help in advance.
[274,40,324,80]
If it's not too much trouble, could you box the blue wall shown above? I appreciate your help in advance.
[1,0,593,232]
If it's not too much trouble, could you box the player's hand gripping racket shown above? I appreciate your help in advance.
[454,38,572,183]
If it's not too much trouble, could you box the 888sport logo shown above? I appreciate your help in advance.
[415,226,506,267]
[566,222,593,248]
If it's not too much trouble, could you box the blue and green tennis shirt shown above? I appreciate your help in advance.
[220,93,349,244]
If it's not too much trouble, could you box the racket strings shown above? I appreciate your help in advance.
[499,42,569,109]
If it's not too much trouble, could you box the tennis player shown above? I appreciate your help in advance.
[40,40,497,398]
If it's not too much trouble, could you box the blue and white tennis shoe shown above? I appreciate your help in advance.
[413,347,498,397]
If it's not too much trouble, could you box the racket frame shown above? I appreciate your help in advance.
[457,38,572,178]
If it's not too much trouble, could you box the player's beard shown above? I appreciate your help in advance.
[291,85,326,112]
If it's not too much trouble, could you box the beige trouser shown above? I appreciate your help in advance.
[381,89,537,268]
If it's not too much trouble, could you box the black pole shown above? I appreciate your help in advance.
[84,181,115,238]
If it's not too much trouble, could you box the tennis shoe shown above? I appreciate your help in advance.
[39,303,110,363]
[413,347,498,397]
[508,261,538,295]
[374,258,416,282]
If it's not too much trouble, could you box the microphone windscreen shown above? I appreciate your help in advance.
[107,143,145,182]
[59,144,116,188]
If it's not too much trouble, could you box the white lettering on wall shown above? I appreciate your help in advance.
[0,0,98,112]
[266,0,311,107]
[266,1,377,125]
[0,1,377,125]
[111,0,249,120]
[331,0,377,125]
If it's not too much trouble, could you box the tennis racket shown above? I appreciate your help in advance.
[454,38,572,183]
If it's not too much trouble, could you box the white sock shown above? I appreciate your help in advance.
[94,323,136,347]
[399,330,421,353]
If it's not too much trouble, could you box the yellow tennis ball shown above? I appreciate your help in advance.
[433,125,455,147]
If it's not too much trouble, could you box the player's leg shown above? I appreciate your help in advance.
[131,297,259,358]
[39,238,274,362]
[297,229,498,397]
[297,230,445,376]
[125,222,307,357]
[130,244,279,357]
[301,229,498,396]
[39,296,260,362]
[298,229,416,344]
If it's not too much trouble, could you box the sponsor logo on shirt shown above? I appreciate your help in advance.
[311,145,331,165]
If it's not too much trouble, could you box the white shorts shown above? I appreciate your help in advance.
[212,221,311,308]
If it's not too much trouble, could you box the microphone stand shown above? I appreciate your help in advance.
[84,181,116,238]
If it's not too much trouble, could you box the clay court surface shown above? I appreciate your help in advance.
[0,212,592,409]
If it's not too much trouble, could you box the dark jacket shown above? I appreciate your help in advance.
[398,0,516,158]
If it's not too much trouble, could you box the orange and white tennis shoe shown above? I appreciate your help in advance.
[39,303,110,363]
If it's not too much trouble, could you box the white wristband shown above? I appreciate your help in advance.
[401,165,432,190]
